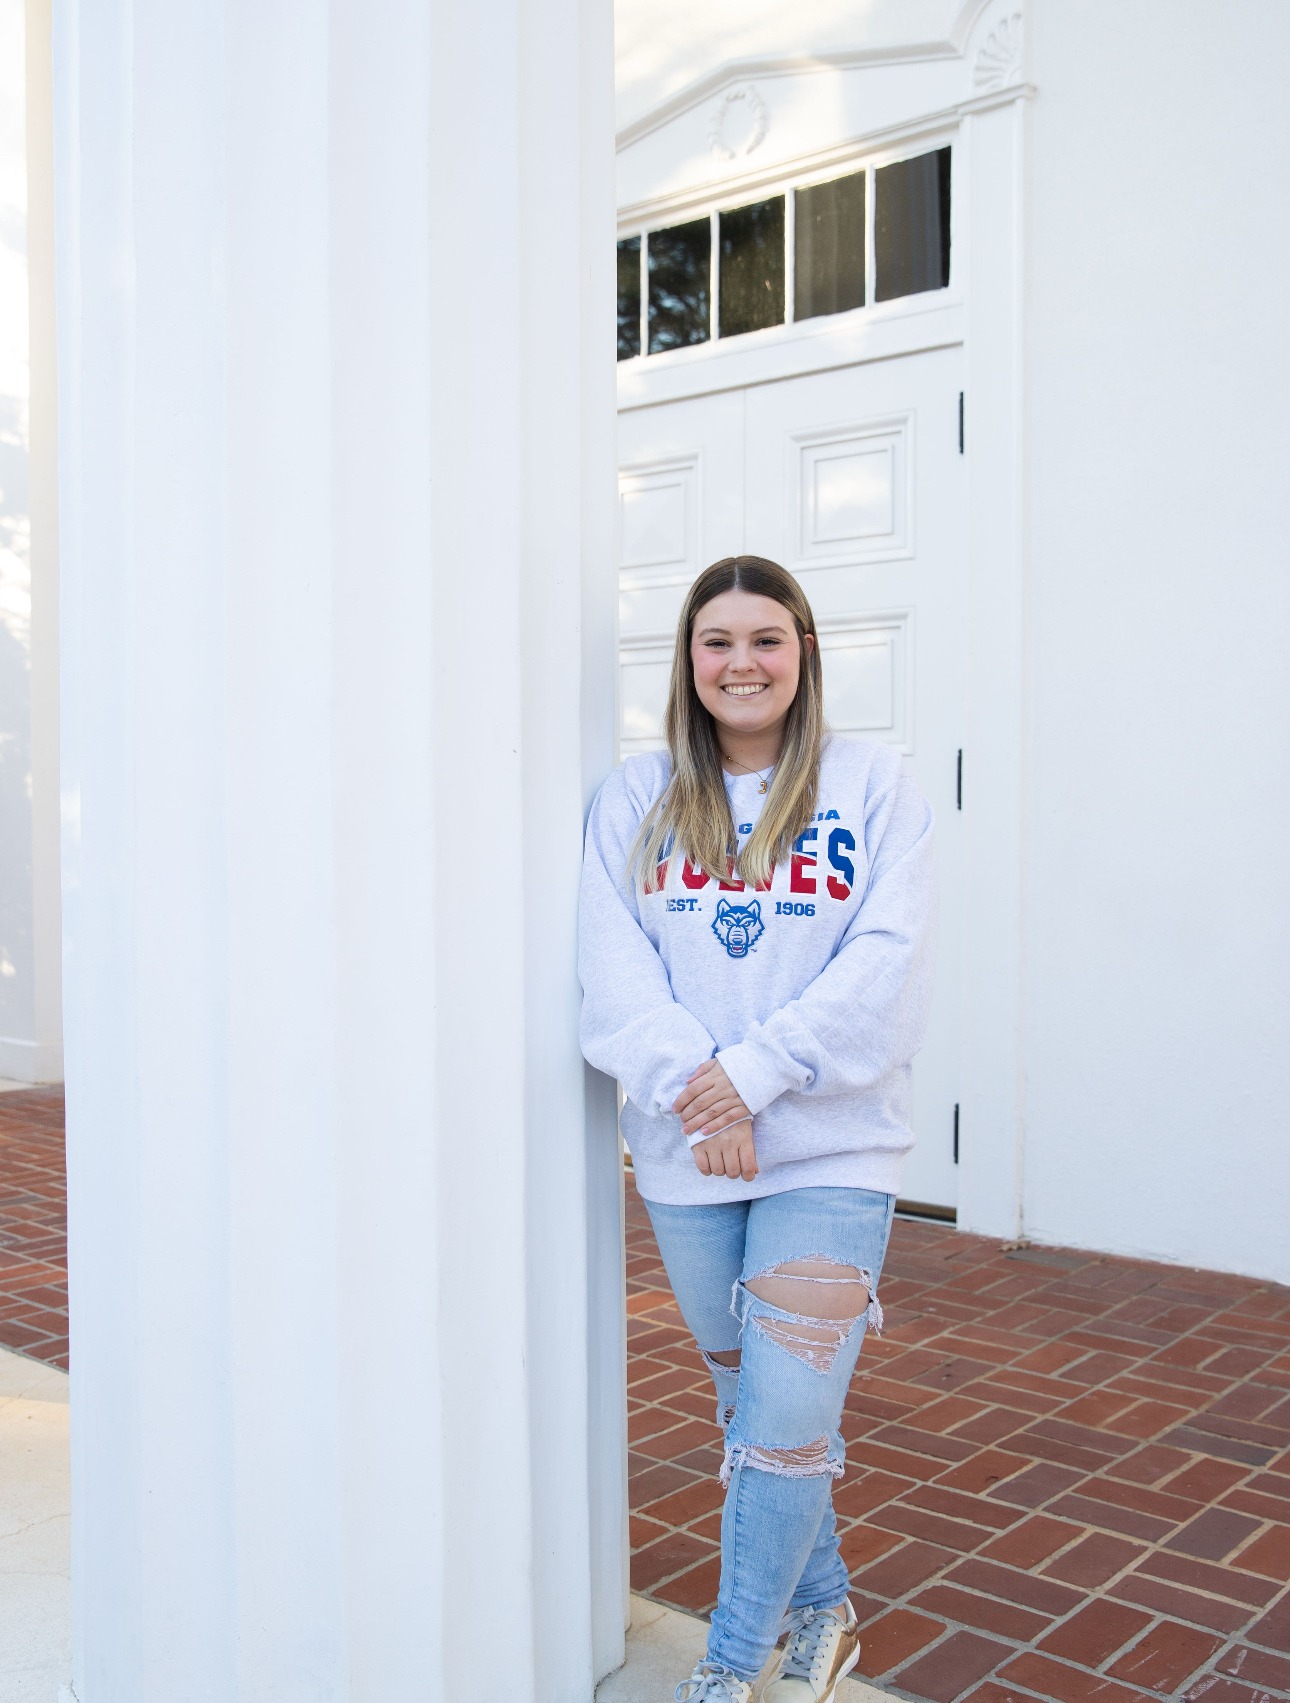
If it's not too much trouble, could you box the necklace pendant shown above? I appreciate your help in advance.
[758,779,768,793]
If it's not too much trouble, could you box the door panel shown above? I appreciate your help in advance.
[617,354,962,1210]
[617,391,744,755]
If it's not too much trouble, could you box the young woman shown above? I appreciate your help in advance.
[579,556,936,1703]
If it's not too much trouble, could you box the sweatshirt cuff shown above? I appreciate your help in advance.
[715,1040,798,1117]
[656,1048,718,1120]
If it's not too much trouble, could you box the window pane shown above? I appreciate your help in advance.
[617,237,641,360]
[718,197,785,338]
[648,219,711,354]
[874,147,951,302]
[794,172,865,321]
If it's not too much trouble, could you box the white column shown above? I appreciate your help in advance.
[53,0,620,1696]
[0,0,61,1085]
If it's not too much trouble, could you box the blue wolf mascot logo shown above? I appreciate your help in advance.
[711,898,764,959]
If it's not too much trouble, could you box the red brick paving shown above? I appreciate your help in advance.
[3,1095,1288,1700]
[0,1088,67,1369]
[626,1172,1290,1703]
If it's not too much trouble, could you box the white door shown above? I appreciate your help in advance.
[618,351,963,1211]
[618,390,745,754]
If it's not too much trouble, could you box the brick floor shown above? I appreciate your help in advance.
[0,1088,67,1369]
[626,1172,1290,1703]
[4,1094,1288,1702]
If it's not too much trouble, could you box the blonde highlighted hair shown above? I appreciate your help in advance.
[632,556,824,892]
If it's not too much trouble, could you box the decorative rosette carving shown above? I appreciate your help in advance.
[973,13,1023,90]
[709,84,769,162]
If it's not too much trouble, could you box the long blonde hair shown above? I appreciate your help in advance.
[632,557,824,892]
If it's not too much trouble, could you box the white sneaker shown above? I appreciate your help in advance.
[674,1660,753,1703]
[763,1601,861,1703]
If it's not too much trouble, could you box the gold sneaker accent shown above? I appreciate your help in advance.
[763,1601,861,1703]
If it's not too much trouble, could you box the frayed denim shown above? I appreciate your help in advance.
[645,1186,895,1680]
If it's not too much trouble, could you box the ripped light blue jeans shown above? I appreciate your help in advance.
[644,1187,896,1681]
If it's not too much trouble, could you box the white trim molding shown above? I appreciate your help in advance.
[955,71,1029,1241]
[0,1036,64,1083]
[618,301,965,412]
[619,104,994,233]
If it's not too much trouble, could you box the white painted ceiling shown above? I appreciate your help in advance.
[615,0,968,135]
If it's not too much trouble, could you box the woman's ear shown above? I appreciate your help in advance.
[802,631,816,657]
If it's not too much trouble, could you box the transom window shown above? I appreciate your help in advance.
[616,145,951,362]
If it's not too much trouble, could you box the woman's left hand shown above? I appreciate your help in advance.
[673,1060,752,1140]
[689,1122,758,1180]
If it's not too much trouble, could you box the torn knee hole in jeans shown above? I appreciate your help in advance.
[740,1257,883,1373]
[701,1347,741,1372]
[720,1434,841,1487]
[699,1348,740,1427]
[750,1312,852,1373]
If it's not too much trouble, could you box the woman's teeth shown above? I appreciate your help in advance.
[723,683,767,696]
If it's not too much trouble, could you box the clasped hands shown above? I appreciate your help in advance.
[672,1060,758,1180]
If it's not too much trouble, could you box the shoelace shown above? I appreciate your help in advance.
[779,1605,847,1681]
[674,1661,749,1703]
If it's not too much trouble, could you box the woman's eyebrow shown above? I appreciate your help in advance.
[695,623,791,638]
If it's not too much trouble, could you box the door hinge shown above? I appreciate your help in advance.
[953,1103,960,1164]
[956,748,963,810]
[958,391,965,454]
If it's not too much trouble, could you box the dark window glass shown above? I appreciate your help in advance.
[718,197,785,338]
[875,147,951,302]
[648,219,711,354]
[617,237,641,360]
[794,172,865,321]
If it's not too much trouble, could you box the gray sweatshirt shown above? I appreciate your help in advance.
[578,735,937,1205]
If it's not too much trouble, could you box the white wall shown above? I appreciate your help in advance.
[1022,0,1290,1281]
[0,0,60,1083]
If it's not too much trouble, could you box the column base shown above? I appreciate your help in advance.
[599,1596,886,1703]
[0,1036,64,1083]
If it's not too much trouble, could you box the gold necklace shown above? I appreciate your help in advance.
[722,752,776,793]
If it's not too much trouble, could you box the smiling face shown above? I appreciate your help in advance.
[690,588,811,748]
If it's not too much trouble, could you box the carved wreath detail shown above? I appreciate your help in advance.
[973,13,1023,90]
[709,85,769,162]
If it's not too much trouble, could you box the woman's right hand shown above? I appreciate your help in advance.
[690,1120,759,1181]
